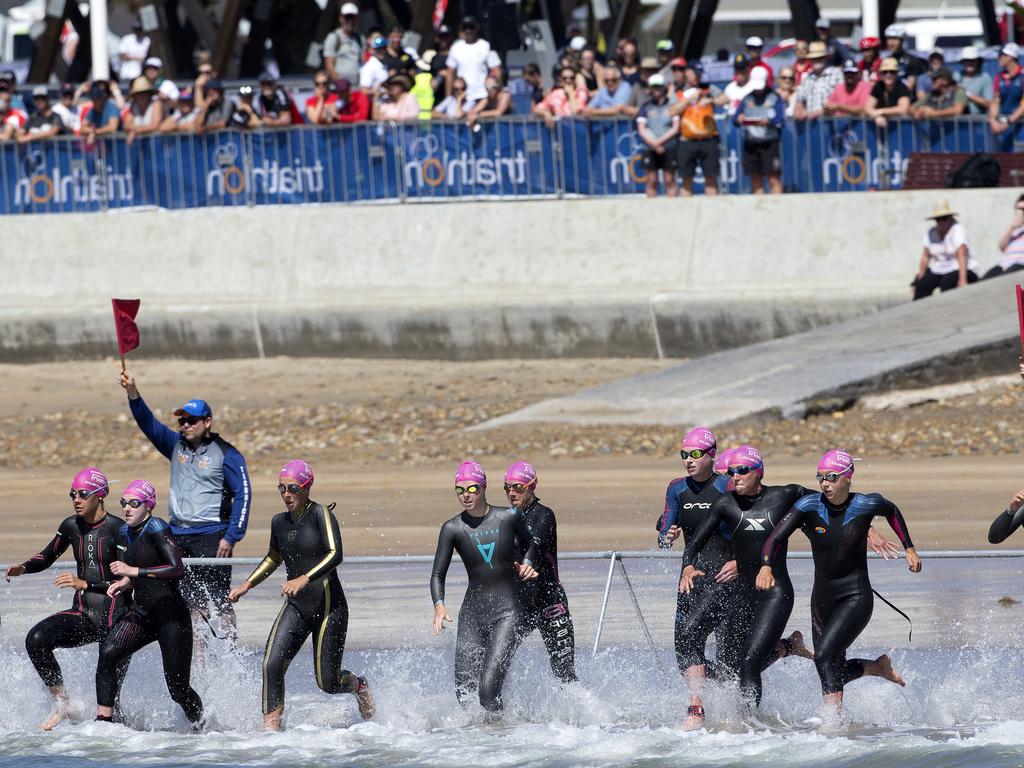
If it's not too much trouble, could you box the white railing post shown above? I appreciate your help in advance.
[591,551,618,658]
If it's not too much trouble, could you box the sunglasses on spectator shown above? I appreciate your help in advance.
[606,76,620,82]
[727,466,758,476]
[69,489,100,500]
[881,71,896,77]
[178,415,204,426]
[503,483,530,493]
[120,498,145,509]
[454,86,466,92]
[779,74,794,80]
[455,484,481,495]
[816,472,845,482]
[278,483,306,494]
[315,80,329,87]
[680,449,709,460]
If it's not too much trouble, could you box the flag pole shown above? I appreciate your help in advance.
[120,355,126,373]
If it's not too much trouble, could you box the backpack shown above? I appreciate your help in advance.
[947,153,1001,188]
[680,98,718,140]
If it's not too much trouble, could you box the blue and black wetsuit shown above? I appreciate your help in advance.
[516,497,576,683]
[762,492,914,695]
[683,484,812,705]
[658,474,744,677]
[244,501,362,714]
[431,505,539,711]
[97,515,203,724]
[21,514,128,689]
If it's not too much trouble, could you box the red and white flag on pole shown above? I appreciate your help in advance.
[111,299,141,367]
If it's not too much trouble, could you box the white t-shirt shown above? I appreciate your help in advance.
[723,79,755,115]
[118,34,151,82]
[359,56,388,91]
[446,39,501,101]
[924,222,977,275]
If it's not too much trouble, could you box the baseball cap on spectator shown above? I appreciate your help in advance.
[928,48,945,62]
[206,78,224,91]
[932,65,953,82]
[1001,42,1021,59]
[879,57,899,73]
[656,39,674,52]
[335,78,352,92]
[815,17,831,29]
[238,84,254,96]
[670,56,687,69]
[860,36,880,50]
[841,58,859,74]
[144,57,162,69]
[31,85,48,97]
[647,73,667,88]
[372,35,387,49]
[745,36,764,48]
[178,87,194,100]
[884,23,906,39]
[960,46,981,61]
[0,71,14,91]
[258,71,277,84]
[436,24,452,37]
[460,15,478,29]
[569,35,587,51]
[733,53,750,69]
[749,67,768,89]
[174,399,212,418]
[340,2,359,15]
[806,41,828,59]
[60,82,75,96]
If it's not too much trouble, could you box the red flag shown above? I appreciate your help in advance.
[111,298,141,357]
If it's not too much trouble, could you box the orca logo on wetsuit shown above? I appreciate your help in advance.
[744,518,767,531]
[476,542,495,567]
[682,503,712,510]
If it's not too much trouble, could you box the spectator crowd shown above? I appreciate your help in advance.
[0,10,1012,196]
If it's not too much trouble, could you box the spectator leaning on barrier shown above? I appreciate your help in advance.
[858,37,882,82]
[911,66,966,120]
[533,66,588,127]
[306,71,341,124]
[584,65,632,116]
[985,194,1024,279]
[335,78,370,122]
[746,36,773,87]
[509,62,544,106]
[445,16,501,102]
[867,57,913,128]
[17,86,64,143]
[912,200,979,300]
[815,17,850,67]
[672,63,724,196]
[734,67,784,195]
[915,49,948,100]
[794,41,841,119]
[119,371,252,642]
[360,36,390,95]
[194,61,215,109]
[82,80,121,142]
[990,43,1024,151]
[373,73,419,121]
[323,3,364,84]
[256,72,295,126]
[197,78,232,132]
[159,87,197,132]
[143,57,179,102]
[124,76,164,143]
[775,66,797,115]
[957,47,992,116]
[824,59,872,116]
[51,83,79,134]
[229,85,260,129]
[0,88,22,142]
[636,73,679,198]
[793,39,812,83]
[118,18,150,83]
[884,24,927,94]
[470,77,512,124]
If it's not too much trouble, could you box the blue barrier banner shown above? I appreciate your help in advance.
[0,116,999,214]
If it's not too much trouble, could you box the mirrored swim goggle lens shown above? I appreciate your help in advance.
[680,449,707,460]
[70,489,98,500]
[727,466,757,476]
[504,483,529,493]
[119,498,145,509]
[816,472,844,482]
[455,484,481,495]
[278,483,304,494]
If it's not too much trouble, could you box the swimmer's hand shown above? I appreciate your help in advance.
[756,566,775,591]
[1009,488,1024,513]
[867,527,900,559]
[107,577,132,597]
[679,565,704,593]
[54,573,87,591]
[228,581,252,603]
[514,561,538,580]
[1019,356,1024,383]
[663,525,682,546]
[281,575,310,597]
[715,560,738,583]
[905,547,922,573]
[5,564,24,582]
[433,603,453,635]
[110,561,139,578]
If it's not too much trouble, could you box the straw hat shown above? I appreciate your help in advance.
[807,41,829,59]
[129,76,156,96]
[926,200,958,219]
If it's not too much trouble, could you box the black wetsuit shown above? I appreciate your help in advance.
[683,484,811,705]
[658,474,743,678]
[989,504,1024,544]
[244,501,360,714]
[762,492,914,695]
[515,497,577,683]
[97,516,203,724]
[431,504,539,711]
[21,514,129,689]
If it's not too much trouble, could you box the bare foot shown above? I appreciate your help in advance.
[262,709,284,731]
[681,703,705,731]
[40,707,70,731]
[787,631,814,660]
[355,678,375,720]
[875,654,906,686]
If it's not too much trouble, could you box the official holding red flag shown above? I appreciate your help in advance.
[111,299,141,369]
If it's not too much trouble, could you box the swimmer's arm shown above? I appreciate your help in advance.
[245,550,283,587]
[21,524,72,573]
[989,490,1024,543]
[658,485,680,548]
[138,528,186,579]
[880,499,914,550]
[304,506,343,581]
[430,524,456,606]
[681,501,723,569]
[513,513,539,567]
[760,508,804,568]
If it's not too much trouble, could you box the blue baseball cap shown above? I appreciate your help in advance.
[173,399,212,418]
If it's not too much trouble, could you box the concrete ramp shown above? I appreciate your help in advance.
[474,276,1022,429]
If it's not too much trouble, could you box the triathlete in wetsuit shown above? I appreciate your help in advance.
[680,445,812,709]
[758,450,921,713]
[431,461,539,713]
[96,480,204,726]
[5,468,128,730]
[989,485,1024,544]
[504,461,577,684]
[229,460,373,731]
[657,428,742,729]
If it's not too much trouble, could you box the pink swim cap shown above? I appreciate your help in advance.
[122,479,157,511]
[817,449,855,478]
[455,461,487,486]
[504,461,537,485]
[730,444,764,473]
[713,447,737,474]
[72,467,109,498]
[280,460,314,488]
[681,426,717,457]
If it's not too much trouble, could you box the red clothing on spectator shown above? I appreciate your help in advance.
[0,105,26,129]
[827,79,872,109]
[305,92,340,123]
[794,59,813,84]
[750,60,774,88]
[859,58,881,83]
[537,86,589,116]
[337,89,370,122]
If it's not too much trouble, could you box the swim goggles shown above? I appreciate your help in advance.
[455,484,481,495]
[680,449,709,460]
[816,472,845,482]
[503,483,530,493]
[278,483,306,494]
[119,498,145,509]
[727,466,759,476]
[70,489,101,500]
